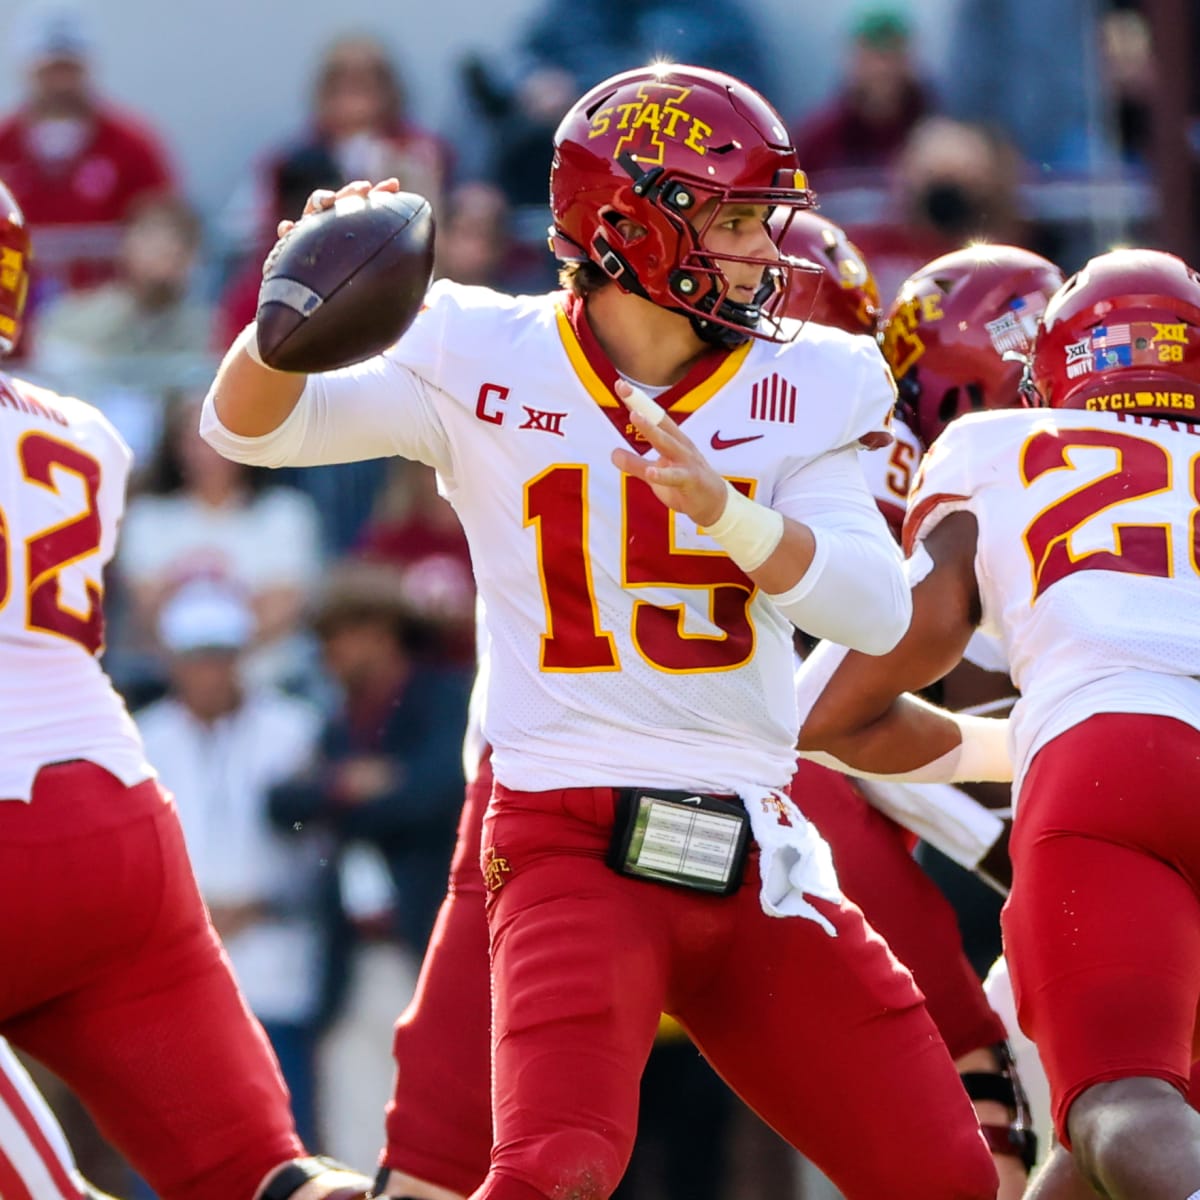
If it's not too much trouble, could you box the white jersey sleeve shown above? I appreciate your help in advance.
[200,280,466,475]
[904,407,1200,793]
[0,373,153,801]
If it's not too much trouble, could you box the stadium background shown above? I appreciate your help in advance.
[0,1,1193,1198]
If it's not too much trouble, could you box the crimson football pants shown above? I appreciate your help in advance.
[381,757,1007,1196]
[383,760,494,1194]
[471,781,998,1200]
[1004,714,1200,1145]
[0,762,303,1200]
[793,760,1008,1060]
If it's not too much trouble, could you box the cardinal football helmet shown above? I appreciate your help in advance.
[1025,247,1200,421]
[880,244,1064,447]
[777,210,880,335]
[550,63,814,347]
[0,180,30,358]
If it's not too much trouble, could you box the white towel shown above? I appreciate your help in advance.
[855,778,1005,871]
[742,787,842,936]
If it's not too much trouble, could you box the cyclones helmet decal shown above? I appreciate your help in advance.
[1026,247,1200,422]
[0,180,30,358]
[777,210,880,335]
[550,63,814,346]
[879,244,1064,446]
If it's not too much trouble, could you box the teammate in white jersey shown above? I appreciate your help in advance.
[0,180,370,1200]
[202,64,996,1200]
[797,247,1200,1200]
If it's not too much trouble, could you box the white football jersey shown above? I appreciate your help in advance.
[905,406,1200,792]
[859,413,921,537]
[0,373,153,801]
[203,282,900,793]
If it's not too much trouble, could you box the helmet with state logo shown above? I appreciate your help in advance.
[777,210,880,335]
[1025,247,1200,422]
[880,244,1064,447]
[549,63,814,348]
[0,180,31,358]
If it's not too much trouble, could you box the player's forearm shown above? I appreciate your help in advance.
[757,521,910,655]
[209,323,307,439]
[806,696,1012,784]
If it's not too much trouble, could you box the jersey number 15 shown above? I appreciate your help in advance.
[525,465,757,673]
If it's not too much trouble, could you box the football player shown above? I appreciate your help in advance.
[783,225,1064,1195]
[202,64,997,1200]
[797,248,1200,1200]
[0,179,370,1200]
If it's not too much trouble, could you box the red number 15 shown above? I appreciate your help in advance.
[524,466,757,673]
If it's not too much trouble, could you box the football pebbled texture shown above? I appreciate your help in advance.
[255,190,434,373]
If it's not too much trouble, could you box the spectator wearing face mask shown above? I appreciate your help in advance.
[0,4,175,330]
[844,116,1030,301]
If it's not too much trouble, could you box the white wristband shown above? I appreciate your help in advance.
[233,321,271,370]
[802,712,1011,784]
[704,481,785,573]
[952,713,1013,783]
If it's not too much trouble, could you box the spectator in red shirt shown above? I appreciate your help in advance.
[0,4,175,327]
[792,7,933,179]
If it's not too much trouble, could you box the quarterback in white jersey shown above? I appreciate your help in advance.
[0,179,370,1200]
[797,248,1200,1200]
[204,64,998,1200]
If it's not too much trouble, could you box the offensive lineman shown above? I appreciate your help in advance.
[0,178,370,1200]
[202,63,997,1200]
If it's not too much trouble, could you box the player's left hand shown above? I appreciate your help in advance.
[611,380,730,527]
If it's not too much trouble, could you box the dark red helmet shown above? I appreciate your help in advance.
[777,210,880,334]
[0,180,31,358]
[549,63,814,347]
[1025,247,1200,422]
[880,244,1064,446]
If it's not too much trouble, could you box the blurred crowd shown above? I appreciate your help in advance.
[0,0,1189,1197]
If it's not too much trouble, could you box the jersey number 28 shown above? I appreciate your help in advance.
[1022,426,1200,600]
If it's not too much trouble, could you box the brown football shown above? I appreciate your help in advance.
[255,190,434,373]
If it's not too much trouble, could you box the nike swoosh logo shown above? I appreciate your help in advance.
[681,796,703,805]
[710,432,765,451]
